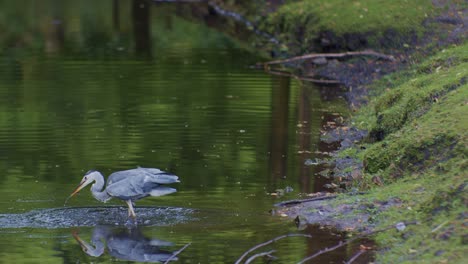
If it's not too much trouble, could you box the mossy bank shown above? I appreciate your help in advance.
[353,42,466,263]
[277,40,467,264]
[260,0,465,53]
[265,1,467,263]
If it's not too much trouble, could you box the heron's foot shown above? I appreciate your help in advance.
[127,210,137,219]
[125,217,137,228]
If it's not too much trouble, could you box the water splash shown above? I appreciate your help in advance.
[63,195,72,207]
[0,206,195,229]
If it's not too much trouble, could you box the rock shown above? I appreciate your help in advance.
[304,159,319,166]
[312,57,327,65]
[395,222,406,231]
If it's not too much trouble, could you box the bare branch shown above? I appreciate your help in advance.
[163,242,191,264]
[244,250,276,264]
[263,50,395,66]
[235,234,312,264]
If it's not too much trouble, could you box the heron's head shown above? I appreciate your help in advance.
[69,170,99,198]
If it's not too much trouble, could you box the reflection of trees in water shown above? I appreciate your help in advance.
[267,79,347,193]
[0,1,264,56]
[132,0,151,57]
[0,1,347,195]
[269,75,290,187]
[297,83,312,193]
[113,0,120,32]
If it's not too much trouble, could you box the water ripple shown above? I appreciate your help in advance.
[0,206,195,229]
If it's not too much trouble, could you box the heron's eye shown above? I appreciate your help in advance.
[84,176,88,180]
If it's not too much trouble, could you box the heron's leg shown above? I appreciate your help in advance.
[125,200,137,219]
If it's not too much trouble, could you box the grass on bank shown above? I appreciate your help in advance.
[262,0,440,52]
[344,42,467,262]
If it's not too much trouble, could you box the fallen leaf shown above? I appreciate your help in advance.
[360,244,372,250]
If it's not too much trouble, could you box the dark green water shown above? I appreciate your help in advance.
[0,1,370,263]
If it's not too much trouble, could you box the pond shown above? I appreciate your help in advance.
[0,1,371,263]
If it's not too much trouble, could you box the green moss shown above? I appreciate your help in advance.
[336,147,361,159]
[345,43,468,262]
[352,42,468,176]
[262,0,437,51]
[369,160,467,263]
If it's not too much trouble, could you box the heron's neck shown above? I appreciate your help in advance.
[91,172,111,202]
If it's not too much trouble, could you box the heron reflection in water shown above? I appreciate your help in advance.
[66,167,180,221]
[72,225,178,262]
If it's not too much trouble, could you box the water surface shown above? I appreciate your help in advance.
[0,1,371,263]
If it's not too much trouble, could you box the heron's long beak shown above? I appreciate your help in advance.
[69,183,85,197]
[69,178,93,198]
[64,177,93,206]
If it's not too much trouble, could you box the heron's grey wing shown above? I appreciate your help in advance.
[106,173,177,200]
[137,167,180,184]
[106,168,178,186]
[106,174,149,200]
[106,170,133,186]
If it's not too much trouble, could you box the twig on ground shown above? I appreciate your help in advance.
[244,250,276,264]
[344,249,366,264]
[235,234,312,264]
[163,242,191,264]
[263,50,396,66]
[431,220,449,233]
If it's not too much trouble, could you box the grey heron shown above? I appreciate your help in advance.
[67,167,180,219]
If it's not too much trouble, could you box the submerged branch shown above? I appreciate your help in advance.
[344,249,366,264]
[235,234,311,264]
[297,221,419,264]
[244,250,276,264]
[274,194,338,207]
[163,242,191,264]
[266,69,342,84]
[263,50,396,66]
